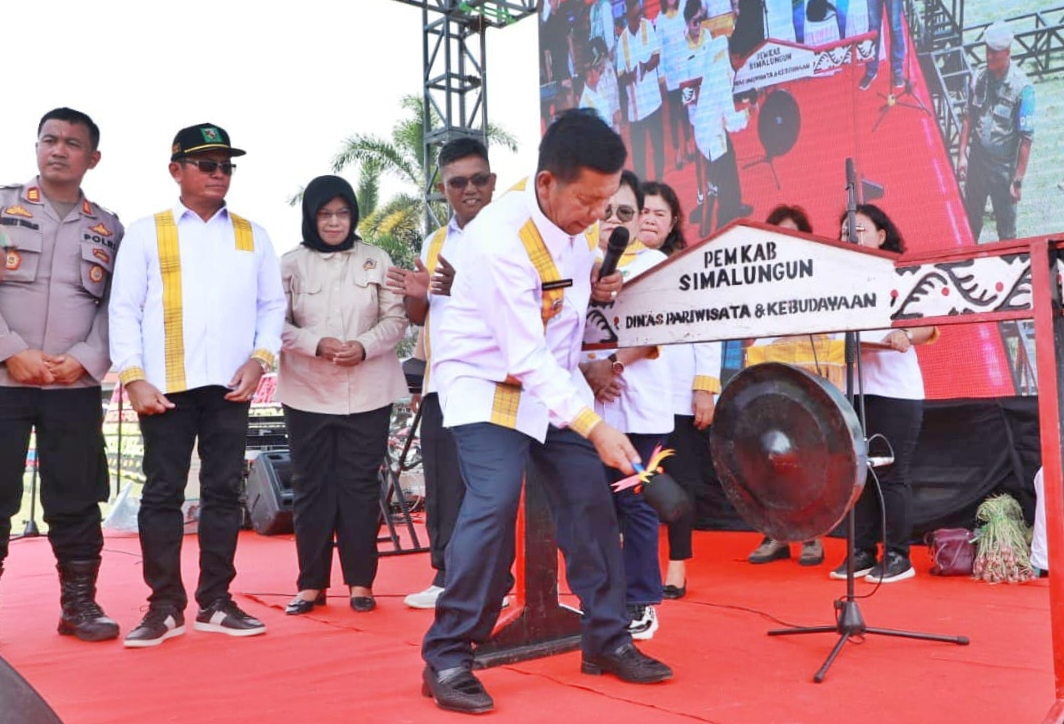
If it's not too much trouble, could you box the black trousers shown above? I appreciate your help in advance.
[707,134,744,232]
[665,88,689,153]
[663,415,715,561]
[420,393,465,588]
[284,404,391,590]
[853,395,923,558]
[629,106,665,184]
[137,386,249,611]
[0,386,108,565]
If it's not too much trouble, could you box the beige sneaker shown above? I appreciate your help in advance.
[799,540,824,566]
[748,537,790,564]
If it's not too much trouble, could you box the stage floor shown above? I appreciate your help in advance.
[0,527,1054,723]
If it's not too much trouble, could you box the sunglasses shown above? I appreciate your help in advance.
[603,204,636,223]
[183,159,236,175]
[446,173,493,190]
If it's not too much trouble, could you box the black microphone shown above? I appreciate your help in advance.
[843,157,859,244]
[597,226,629,280]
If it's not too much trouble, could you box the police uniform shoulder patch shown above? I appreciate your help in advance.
[89,222,113,237]
[5,249,21,271]
[3,205,33,219]
[95,202,119,219]
[362,258,377,271]
[26,187,40,203]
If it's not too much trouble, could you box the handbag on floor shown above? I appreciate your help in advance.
[925,527,975,576]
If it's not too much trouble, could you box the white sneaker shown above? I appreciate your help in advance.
[627,605,659,641]
[404,584,444,609]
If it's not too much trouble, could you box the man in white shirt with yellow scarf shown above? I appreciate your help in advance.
[420,110,672,716]
[109,123,285,648]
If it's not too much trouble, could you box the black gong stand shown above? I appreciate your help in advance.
[765,158,968,681]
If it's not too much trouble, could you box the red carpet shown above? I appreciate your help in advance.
[0,528,1054,723]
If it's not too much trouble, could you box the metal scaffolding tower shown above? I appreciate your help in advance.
[391,1,538,231]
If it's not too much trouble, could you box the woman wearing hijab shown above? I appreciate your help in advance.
[277,175,408,614]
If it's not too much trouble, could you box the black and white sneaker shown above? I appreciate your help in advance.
[828,549,878,580]
[865,552,915,583]
[194,598,266,637]
[627,605,659,641]
[124,607,185,648]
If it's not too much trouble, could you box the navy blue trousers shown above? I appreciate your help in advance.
[422,423,631,672]
[420,393,465,588]
[604,433,665,606]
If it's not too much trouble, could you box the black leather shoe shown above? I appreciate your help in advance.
[662,582,686,600]
[421,666,494,714]
[285,591,326,615]
[350,596,376,612]
[581,642,673,683]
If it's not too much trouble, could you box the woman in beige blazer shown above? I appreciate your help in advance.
[277,175,408,614]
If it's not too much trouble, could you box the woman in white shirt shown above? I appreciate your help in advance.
[640,181,721,599]
[277,175,408,614]
[829,203,938,583]
[581,171,672,639]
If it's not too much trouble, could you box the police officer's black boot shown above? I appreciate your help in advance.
[56,560,119,641]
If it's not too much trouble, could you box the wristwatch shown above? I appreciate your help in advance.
[608,353,625,375]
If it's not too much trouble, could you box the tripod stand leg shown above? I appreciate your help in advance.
[864,626,969,645]
[813,632,853,683]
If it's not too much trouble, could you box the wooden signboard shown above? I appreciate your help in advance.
[584,220,898,348]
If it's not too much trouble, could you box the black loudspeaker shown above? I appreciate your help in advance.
[245,450,295,536]
[0,656,63,724]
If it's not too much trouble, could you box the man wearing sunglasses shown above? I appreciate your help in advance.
[0,107,123,643]
[109,123,286,648]
[386,137,496,611]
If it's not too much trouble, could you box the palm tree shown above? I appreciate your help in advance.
[331,94,517,255]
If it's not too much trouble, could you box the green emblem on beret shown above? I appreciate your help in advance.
[201,127,222,143]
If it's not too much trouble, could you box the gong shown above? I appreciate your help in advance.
[758,89,801,160]
[710,363,867,543]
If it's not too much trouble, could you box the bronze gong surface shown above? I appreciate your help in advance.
[710,362,867,542]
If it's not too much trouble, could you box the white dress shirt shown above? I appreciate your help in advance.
[693,34,747,162]
[857,329,928,400]
[582,244,673,434]
[432,178,602,442]
[419,216,463,396]
[617,18,664,122]
[663,342,723,416]
[656,8,688,92]
[579,82,616,130]
[109,200,285,394]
